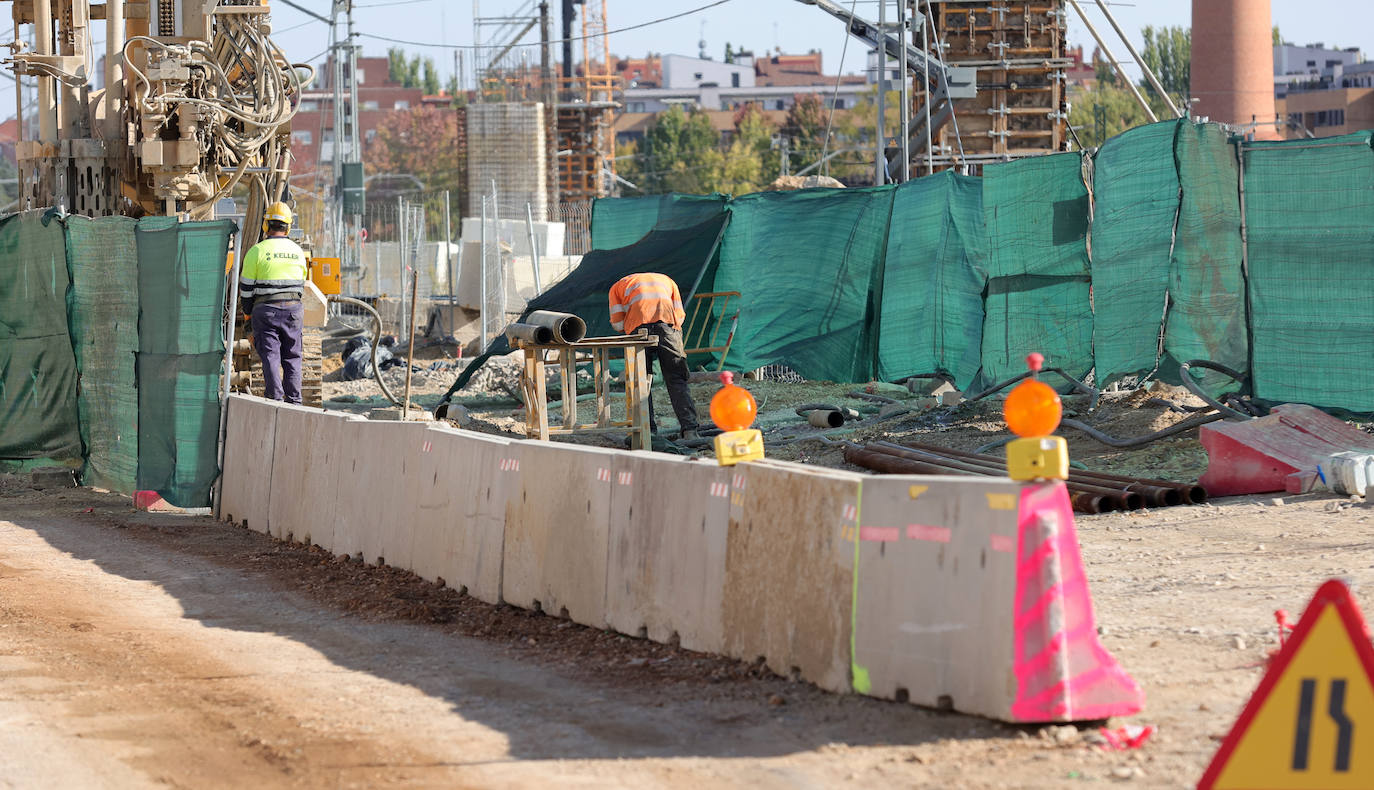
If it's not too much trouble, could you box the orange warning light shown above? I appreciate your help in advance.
[1004,353,1061,438]
[710,371,757,432]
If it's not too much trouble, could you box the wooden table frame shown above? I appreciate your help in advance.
[515,332,660,450]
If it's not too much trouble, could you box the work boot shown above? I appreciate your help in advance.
[679,429,700,441]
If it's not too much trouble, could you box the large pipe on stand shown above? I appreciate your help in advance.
[524,310,586,344]
[843,445,1112,514]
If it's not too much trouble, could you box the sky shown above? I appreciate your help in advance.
[1,0,1371,115]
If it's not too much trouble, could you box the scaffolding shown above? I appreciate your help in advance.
[556,0,619,202]
[915,1,1071,174]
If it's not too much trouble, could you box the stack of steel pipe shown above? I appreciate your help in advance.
[892,442,1207,506]
[842,441,1204,514]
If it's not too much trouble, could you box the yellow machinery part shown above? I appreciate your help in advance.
[307,257,342,295]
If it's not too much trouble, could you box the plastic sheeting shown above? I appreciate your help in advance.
[712,186,896,383]
[980,153,1093,389]
[590,193,729,251]
[876,171,986,389]
[1243,132,1374,412]
[0,210,81,463]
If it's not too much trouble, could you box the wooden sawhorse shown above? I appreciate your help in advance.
[515,331,659,450]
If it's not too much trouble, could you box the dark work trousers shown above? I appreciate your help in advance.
[250,301,304,404]
[641,322,699,434]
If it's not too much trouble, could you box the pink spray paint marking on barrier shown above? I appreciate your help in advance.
[1010,481,1144,722]
[858,526,900,542]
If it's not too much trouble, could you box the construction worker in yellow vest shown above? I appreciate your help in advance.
[609,272,700,440]
[239,202,308,404]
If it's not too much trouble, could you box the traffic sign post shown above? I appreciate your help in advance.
[1199,579,1374,789]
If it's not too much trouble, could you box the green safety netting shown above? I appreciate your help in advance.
[980,153,1093,389]
[1090,120,1181,384]
[1242,131,1374,412]
[1162,122,1249,393]
[590,192,729,250]
[876,171,986,390]
[443,214,731,395]
[711,186,896,383]
[65,215,140,491]
[135,218,235,507]
[0,210,81,464]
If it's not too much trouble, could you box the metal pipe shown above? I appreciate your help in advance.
[843,445,1111,514]
[526,202,543,295]
[444,189,455,301]
[1091,0,1182,118]
[33,0,56,143]
[1064,0,1157,124]
[480,196,489,351]
[105,0,125,135]
[506,322,554,345]
[875,0,887,185]
[898,0,909,181]
[863,442,1143,510]
[525,310,586,344]
[895,441,1193,507]
[805,409,845,428]
[403,267,417,420]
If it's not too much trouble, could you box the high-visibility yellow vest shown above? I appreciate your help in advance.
[239,236,307,305]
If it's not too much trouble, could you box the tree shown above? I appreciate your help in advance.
[422,59,441,95]
[1092,47,1116,86]
[1069,83,1154,148]
[365,107,463,194]
[1273,26,1283,46]
[718,104,778,195]
[1140,25,1190,104]
[386,47,436,91]
[782,93,829,173]
[637,105,724,194]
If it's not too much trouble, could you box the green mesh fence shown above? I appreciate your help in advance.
[711,186,895,383]
[980,153,1093,389]
[1162,122,1249,394]
[135,218,235,507]
[876,171,986,390]
[0,210,81,464]
[1242,132,1374,412]
[65,216,140,492]
[590,193,729,250]
[1090,120,1181,384]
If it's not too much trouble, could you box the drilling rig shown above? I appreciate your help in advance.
[4,0,325,402]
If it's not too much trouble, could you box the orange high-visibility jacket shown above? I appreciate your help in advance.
[608,272,685,334]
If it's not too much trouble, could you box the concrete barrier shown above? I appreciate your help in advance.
[722,460,864,693]
[266,405,357,547]
[330,419,429,564]
[606,452,732,653]
[502,441,620,627]
[219,394,280,533]
[405,426,515,603]
[850,474,1023,717]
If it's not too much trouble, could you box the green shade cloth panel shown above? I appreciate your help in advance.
[712,186,896,383]
[590,193,729,250]
[1090,120,1181,385]
[1162,122,1249,394]
[66,215,140,492]
[980,152,1093,389]
[877,171,987,390]
[1242,131,1374,412]
[0,210,81,461]
[135,218,235,507]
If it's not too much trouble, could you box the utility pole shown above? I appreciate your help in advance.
[875,0,886,186]
[330,0,363,286]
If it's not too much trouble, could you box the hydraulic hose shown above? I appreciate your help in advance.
[1059,411,1224,449]
[1179,359,1254,422]
[329,295,402,407]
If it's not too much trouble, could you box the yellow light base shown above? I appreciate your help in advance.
[1006,435,1069,481]
[714,429,765,466]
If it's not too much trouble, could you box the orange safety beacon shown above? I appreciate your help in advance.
[1004,352,1069,481]
[710,371,764,466]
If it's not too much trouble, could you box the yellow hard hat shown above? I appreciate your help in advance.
[263,201,293,231]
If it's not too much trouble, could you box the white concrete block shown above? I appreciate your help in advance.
[460,217,566,258]
[1327,451,1374,497]
[605,453,732,653]
[502,440,621,627]
[721,460,864,693]
[331,420,429,565]
[267,407,357,549]
[406,427,516,603]
[219,394,279,534]
[851,475,1023,718]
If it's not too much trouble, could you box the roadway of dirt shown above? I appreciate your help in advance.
[3,472,1373,788]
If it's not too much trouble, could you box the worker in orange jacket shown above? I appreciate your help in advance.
[609,272,700,441]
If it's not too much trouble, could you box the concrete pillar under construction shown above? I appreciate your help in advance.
[1190,0,1281,139]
